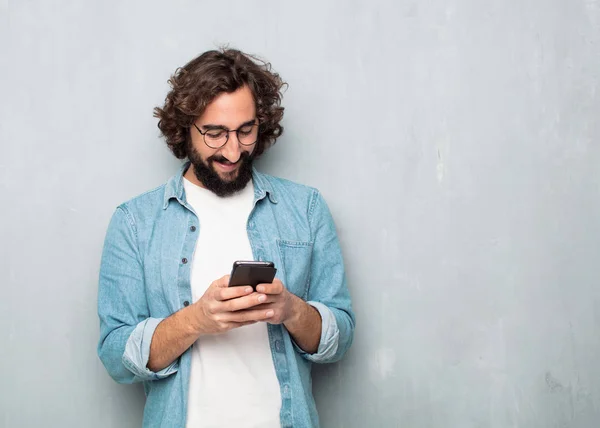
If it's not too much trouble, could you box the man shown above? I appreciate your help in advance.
[97,48,355,428]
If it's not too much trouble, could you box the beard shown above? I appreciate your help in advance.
[187,146,254,197]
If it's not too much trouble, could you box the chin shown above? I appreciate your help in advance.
[219,170,239,182]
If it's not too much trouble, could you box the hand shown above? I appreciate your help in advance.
[192,275,274,335]
[253,279,299,325]
[254,279,323,354]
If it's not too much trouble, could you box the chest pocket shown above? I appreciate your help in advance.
[277,239,313,299]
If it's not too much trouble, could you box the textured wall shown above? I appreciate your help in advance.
[1,1,599,427]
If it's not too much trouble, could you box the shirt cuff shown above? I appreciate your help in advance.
[296,301,340,362]
[122,317,179,381]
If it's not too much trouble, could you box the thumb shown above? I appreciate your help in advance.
[215,274,230,288]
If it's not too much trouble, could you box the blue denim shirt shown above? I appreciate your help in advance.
[97,164,355,428]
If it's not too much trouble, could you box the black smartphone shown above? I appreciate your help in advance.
[228,260,277,289]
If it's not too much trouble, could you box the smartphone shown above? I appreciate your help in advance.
[228,260,277,289]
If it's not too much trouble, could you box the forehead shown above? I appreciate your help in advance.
[198,85,256,127]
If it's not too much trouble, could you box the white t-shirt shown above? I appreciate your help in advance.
[184,178,281,428]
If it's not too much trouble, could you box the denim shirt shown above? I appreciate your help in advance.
[97,164,355,428]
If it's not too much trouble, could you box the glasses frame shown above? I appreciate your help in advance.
[193,122,259,149]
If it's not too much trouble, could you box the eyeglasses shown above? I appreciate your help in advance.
[193,122,259,149]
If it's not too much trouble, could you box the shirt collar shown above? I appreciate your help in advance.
[162,161,278,209]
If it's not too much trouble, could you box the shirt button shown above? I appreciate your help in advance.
[190,225,196,232]
[248,221,255,228]
[275,340,283,352]
[182,258,188,264]
[183,300,190,307]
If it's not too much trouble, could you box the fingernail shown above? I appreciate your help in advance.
[245,287,253,294]
[258,294,266,303]
[256,285,264,292]
[266,310,274,317]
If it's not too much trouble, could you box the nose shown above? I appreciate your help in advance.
[219,132,243,164]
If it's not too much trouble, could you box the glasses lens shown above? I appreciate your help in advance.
[237,125,258,146]
[204,130,227,148]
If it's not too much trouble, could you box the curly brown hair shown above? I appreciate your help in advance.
[153,48,286,159]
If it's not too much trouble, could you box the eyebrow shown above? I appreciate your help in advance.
[201,119,256,131]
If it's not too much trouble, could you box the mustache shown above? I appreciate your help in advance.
[207,151,251,165]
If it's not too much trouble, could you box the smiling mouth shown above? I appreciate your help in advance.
[213,159,239,173]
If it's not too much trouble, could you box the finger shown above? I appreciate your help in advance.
[216,285,254,301]
[222,293,269,311]
[255,279,284,295]
[214,274,231,288]
[229,320,257,327]
[248,302,276,311]
[223,308,275,323]
[250,296,278,306]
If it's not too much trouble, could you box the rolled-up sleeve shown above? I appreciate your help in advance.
[297,191,355,364]
[122,317,178,380]
[97,206,178,383]
[300,301,339,361]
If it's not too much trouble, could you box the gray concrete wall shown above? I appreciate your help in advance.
[1,1,599,427]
